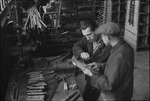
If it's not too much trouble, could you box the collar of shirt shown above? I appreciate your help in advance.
[110,38,125,54]
[93,41,103,53]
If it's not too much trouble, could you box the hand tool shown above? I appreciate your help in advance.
[70,92,80,101]
[27,71,42,75]
[64,91,78,101]
[64,81,68,91]
[29,79,45,83]
[62,76,68,91]
[69,84,77,90]
[29,74,44,78]
[27,85,44,89]
[27,92,47,95]
[32,82,47,86]
[27,95,44,100]
[27,89,43,93]
[28,73,56,84]
[27,99,44,101]
[29,77,44,81]
[11,72,21,101]
[45,78,59,101]
[43,70,54,75]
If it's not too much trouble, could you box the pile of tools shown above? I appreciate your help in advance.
[26,70,59,101]
[25,6,47,29]
[26,71,47,101]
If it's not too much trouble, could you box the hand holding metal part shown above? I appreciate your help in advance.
[71,55,87,71]
[87,62,100,69]
[71,56,93,76]
[71,56,99,76]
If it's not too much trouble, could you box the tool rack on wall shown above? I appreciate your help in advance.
[59,0,79,31]
[75,0,102,20]
[75,0,95,20]
[124,0,149,51]
[96,0,105,25]
[97,0,127,31]
[111,0,127,30]
[94,0,104,23]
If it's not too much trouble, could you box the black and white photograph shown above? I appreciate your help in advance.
[1,0,149,101]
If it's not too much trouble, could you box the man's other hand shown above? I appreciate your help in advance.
[87,62,100,69]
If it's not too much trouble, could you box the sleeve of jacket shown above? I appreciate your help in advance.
[72,37,87,59]
[91,53,128,91]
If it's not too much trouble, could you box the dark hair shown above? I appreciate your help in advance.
[80,20,97,31]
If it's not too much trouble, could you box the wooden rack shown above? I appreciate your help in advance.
[97,0,127,31]
[124,0,149,51]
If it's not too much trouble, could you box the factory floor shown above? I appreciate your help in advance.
[4,49,149,101]
[131,50,149,100]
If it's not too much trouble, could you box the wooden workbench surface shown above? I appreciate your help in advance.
[52,75,83,101]
[5,69,83,101]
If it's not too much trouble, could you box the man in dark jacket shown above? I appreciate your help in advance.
[82,22,134,101]
[72,20,112,101]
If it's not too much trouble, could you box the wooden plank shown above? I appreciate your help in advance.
[124,28,137,39]
[124,29,138,51]
[125,0,149,35]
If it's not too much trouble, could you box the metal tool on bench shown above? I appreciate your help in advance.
[11,72,21,101]
[27,91,47,95]
[27,95,45,101]
[69,92,80,101]
[62,76,68,91]
[64,91,80,101]
[27,85,45,89]
[28,71,45,83]
[27,89,43,92]
[64,91,77,101]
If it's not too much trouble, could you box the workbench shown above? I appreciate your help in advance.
[5,68,83,101]
[52,76,83,101]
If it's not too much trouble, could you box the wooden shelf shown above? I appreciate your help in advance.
[124,0,149,51]
[96,0,126,32]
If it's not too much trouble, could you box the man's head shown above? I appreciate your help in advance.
[95,22,121,46]
[80,20,98,42]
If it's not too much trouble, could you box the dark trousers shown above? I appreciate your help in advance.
[75,73,100,101]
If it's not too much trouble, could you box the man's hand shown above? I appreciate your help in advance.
[87,62,100,69]
[71,55,87,70]
[81,52,90,60]
[81,68,93,77]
